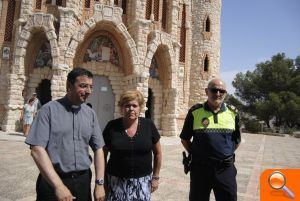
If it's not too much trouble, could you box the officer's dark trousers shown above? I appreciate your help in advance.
[189,162,237,201]
[36,169,92,201]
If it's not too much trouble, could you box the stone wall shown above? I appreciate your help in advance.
[0,1,2,18]
[0,0,221,135]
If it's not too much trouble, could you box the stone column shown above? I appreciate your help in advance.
[20,0,33,18]
[2,73,26,132]
[170,1,180,41]
[0,0,2,18]
[182,3,191,106]
[161,88,178,136]
[2,16,29,132]
[127,19,151,74]
[150,0,154,21]
[58,7,78,62]
[51,64,70,100]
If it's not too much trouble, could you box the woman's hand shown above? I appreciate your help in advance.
[151,178,159,193]
[152,141,162,193]
[20,110,24,120]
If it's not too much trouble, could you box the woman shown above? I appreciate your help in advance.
[21,98,35,137]
[103,90,162,201]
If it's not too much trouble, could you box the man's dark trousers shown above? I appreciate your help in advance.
[189,162,237,201]
[36,169,92,201]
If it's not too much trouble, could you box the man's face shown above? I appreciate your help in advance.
[205,80,227,107]
[67,75,93,105]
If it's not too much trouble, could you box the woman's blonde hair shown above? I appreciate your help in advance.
[118,90,145,109]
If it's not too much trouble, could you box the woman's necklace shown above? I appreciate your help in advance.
[123,118,139,138]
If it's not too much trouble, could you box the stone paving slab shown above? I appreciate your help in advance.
[1,131,300,201]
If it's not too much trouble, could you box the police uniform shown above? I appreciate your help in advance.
[180,102,241,201]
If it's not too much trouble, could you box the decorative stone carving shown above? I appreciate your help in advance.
[20,30,30,41]
[33,13,44,27]
[46,30,57,40]
[103,6,113,17]
[85,18,96,28]
[94,3,103,12]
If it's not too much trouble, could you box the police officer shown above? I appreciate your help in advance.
[180,78,241,201]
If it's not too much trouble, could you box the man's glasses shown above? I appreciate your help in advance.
[78,83,93,91]
[209,88,227,94]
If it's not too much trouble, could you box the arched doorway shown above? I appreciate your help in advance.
[145,88,154,120]
[86,75,115,131]
[36,79,52,105]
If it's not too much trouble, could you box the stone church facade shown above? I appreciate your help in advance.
[0,0,221,135]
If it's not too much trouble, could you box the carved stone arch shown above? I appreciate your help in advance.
[145,31,178,136]
[3,14,59,131]
[145,30,175,88]
[12,13,59,75]
[73,30,129,78]
[10,13,59,102]
[66,5,139,75]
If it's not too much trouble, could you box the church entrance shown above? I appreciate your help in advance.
[36,79,52,105]
[86,75,115,131]
[145,88,154,120]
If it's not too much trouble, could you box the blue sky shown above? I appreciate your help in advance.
[220,0,300,94]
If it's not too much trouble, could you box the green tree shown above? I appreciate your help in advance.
[232,53,300,130]
[295,55,300,68]
[225,94,244,111]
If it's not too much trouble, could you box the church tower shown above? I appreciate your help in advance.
[189,0,222,105]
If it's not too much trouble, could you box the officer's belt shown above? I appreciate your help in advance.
[193,155,235,167]
[193,128,235,134]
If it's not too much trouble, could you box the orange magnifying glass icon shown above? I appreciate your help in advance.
[268,171,295,199]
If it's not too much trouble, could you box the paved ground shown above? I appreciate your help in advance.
[1,131,300,201]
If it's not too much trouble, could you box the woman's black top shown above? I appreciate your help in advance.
[103,117,160,178]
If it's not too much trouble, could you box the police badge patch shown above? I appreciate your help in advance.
[201,117,209,127]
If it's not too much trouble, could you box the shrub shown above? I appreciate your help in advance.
[244,120,261,133]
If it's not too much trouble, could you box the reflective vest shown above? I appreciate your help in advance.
[190,103,238,159]
[192,105,236,131]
